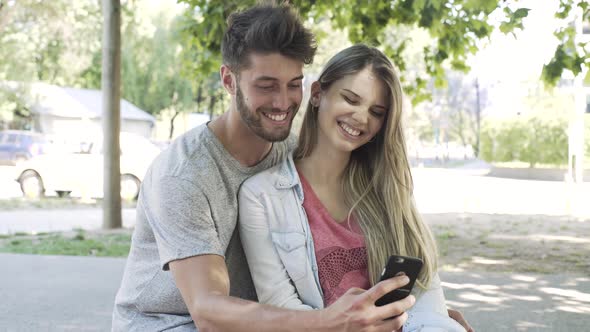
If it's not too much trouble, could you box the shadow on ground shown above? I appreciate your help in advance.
[441,271,590,331]
[426,213,590,275]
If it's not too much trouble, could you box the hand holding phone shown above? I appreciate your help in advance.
[375,255,423,307]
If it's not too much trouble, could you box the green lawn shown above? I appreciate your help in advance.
[0,230,132,257]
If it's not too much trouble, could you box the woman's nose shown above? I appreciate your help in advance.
[351,108,369,125]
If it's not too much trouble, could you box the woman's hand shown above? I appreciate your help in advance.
[321,275,416,332]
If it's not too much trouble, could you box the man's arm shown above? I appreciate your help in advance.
[170,254,416,332]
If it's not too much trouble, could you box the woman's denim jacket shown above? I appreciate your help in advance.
[238,154,465,331]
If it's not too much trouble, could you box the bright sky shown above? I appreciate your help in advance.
[469,0,562,83]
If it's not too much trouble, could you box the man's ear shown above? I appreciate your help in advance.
[310,81,322,107]
[220,65,237,95]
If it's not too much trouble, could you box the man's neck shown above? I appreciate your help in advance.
[208,110,273,167]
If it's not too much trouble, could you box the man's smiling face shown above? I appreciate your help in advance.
[235,52,304,142]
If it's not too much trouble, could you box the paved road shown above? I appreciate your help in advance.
[0,208,137,235]
[1,166,589,235]
[1,253,588,331]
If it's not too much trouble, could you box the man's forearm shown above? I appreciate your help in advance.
[189,293,322,332]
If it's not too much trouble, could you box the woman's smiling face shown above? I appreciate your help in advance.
[314,66,389,154]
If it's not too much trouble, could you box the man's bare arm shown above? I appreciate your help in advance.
[170,254,415,332]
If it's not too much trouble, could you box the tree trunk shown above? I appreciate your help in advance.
[208,94,217,120]
[102,0,122,229]
[169,110,180,140]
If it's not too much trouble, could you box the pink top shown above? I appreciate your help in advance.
[299,171,370,307]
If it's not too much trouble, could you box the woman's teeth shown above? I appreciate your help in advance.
[339,122,361,136]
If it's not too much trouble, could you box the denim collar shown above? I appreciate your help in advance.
[274,153,304,202]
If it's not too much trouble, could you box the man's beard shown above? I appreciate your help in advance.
[236,86,298,142]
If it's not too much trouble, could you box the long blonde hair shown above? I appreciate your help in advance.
[294,44,438,288]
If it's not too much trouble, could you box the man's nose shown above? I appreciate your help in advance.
[272,88,290,111]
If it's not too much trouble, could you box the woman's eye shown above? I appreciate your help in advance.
[343,95,357,104]
[258,86,274,91]
[371,110,385,117]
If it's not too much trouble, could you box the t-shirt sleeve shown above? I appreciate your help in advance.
[141,174,224,271]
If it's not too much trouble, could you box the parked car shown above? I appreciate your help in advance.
[0,130,50,165]
[14,133,161,200]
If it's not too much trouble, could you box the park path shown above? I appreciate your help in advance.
[0,253,588,331]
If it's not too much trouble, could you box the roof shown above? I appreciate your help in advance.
[3,82,155,123]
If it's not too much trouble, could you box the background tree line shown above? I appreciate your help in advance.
[0,0,588,152]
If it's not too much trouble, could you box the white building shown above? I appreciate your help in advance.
[16,83,155,139]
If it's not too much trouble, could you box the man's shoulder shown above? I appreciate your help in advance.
[150,124,215,179]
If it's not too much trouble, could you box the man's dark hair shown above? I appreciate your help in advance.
[221,2,317,71]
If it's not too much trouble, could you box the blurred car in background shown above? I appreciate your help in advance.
[0,130,50,165]
[14,132,161,200]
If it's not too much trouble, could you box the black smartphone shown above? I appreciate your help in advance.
[375,255,423,307]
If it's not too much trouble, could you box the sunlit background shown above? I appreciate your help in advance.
[0,0,589,331]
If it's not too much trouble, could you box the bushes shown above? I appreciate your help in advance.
[480,116,569,167]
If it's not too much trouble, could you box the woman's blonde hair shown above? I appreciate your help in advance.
[294,44,438,288]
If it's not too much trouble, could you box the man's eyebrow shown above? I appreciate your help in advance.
[254,75,304,82]
[254,76,278,82]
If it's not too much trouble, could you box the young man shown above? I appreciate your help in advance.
[113,3,472,332]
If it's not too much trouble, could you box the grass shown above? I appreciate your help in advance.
[0,230,132,257]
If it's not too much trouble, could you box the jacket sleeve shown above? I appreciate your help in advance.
[403,273,466,331]
[238,182,314,311]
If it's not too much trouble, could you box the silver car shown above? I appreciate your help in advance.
[14,133,161,200]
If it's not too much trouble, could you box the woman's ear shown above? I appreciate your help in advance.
[310,81,322,107]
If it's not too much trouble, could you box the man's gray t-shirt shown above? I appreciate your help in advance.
[112,124,295,331]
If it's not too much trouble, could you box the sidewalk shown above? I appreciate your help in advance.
[1,253,588,331]
[0,208,137,235]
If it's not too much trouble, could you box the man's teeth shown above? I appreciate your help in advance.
[340,122,361,136]
[264,113,287,121]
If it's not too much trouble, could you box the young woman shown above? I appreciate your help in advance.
[238,44,465,331]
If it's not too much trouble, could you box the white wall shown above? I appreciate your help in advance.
[37,114,153,139]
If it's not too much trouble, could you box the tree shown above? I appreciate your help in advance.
[0,0,102,127]
[0,0,201,137]
[542,0,590,86]
[177,1,590,101]
[102,0,122,229]
[81,4,203,138]
[0,0,102,84]
[177,0,532,102]
[0,84,32,129]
